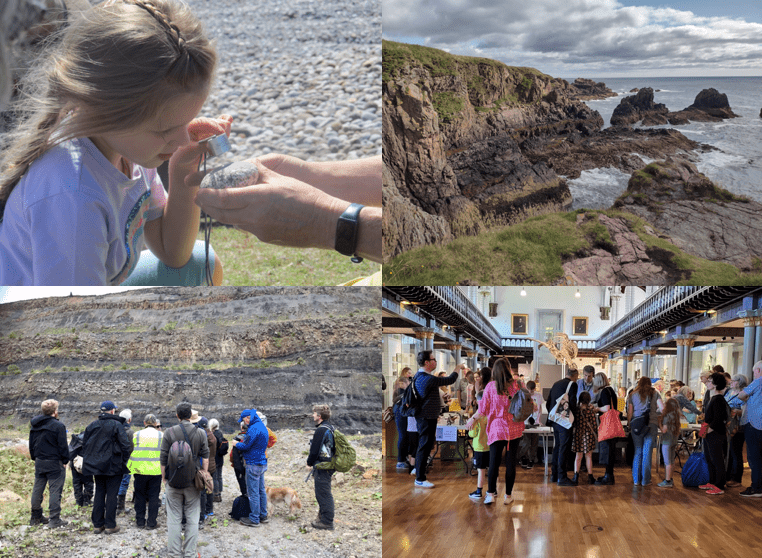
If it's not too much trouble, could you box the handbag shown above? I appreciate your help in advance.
[629,394,651,436]
[681,442,710,488]
[195,468,214,494]
[548,381,574,430]
[599,409,625,441]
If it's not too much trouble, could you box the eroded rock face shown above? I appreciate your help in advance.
[613,158,762,269]
[0,287,382,434]
[566,78,617,101]
[610,88,669,127]
[382,41,603,261]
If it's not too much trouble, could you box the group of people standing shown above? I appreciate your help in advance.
[28,398,341,558]
[391,352,762,504]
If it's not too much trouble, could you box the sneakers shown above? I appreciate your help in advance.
[740,487,762,497]
[47,518,68,528]
[483,493,495,505]
[726,480,741,487]
[640,480,652,487]
[240,517,260,527]
[396,462,408,469]
[706,486,725,495]
[409,468,416,476]
[699,483,714,490]
[311,520,335,530]
[260,516,270,524]
[657,479,674,488]
[92,527,105,534]
[525,461,534,470]
[468,489,483,500]
[414,480,434,488]
[104,526,120,535]
[504,494,513,505]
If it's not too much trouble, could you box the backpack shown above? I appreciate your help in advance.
[217,435,229,458]
[509,386,534,423]
[314,424,356,473]
[68,432,84,461]
[399,373,424,417]
[166,423,197,489]
[230,495,251,520]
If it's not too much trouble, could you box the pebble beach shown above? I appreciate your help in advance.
[188,0,382,166]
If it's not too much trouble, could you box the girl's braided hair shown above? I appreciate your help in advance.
[0,0,216,215]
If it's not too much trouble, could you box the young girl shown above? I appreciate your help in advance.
[0,0,228,285]
[572,391,597,485]
[467,391,489,501]
[658,397,681,488]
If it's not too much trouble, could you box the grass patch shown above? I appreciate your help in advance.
[431,91,464,123]
[385,209,762,285]
[200,227,378,286]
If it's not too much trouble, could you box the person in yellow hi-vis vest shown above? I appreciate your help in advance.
[127,414,163,530]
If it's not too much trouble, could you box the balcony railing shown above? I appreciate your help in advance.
[596,286,759,354]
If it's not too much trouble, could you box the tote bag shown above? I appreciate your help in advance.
[548,381,574,430]
[598,409,625,441]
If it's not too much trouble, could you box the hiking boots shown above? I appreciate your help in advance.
[116,494,126,513]
[48,517,68,528]
[29,515,49,526]
[311,520,334,530]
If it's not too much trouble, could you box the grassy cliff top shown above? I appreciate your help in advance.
[382,40,551,84]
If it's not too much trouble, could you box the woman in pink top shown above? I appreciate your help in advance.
[465,359,524,505]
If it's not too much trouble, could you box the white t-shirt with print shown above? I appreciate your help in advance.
[0,137,166,285]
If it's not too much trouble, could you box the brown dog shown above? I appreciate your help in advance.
[266,487,302,516]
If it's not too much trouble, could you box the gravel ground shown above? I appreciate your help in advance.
[189,0,382,165]
[0,429,382,558]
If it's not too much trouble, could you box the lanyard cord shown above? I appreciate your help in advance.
[199,153,213,286]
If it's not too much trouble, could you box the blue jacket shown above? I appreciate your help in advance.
[234,409,268,466]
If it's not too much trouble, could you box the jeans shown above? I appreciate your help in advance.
[245,462,268,524]
[631,426,657,485]
[213,465,223,496]
[92,474,122,529]
[166,484,201,558]
[31,461,66,519]
[414,418,437,482]
[118,472,131,496]
[745,423,762,490]
[395,409,413,463]
[551,423,573,480]
[487,438,520,495]
[314,468,335,525]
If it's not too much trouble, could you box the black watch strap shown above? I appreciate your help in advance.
[335,203,364,263]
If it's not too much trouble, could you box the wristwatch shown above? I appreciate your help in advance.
[334,203,364,263]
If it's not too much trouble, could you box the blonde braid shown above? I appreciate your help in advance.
[129,0,186,52]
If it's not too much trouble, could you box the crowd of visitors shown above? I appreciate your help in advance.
[27,398,343,557]
[391,353,762,503]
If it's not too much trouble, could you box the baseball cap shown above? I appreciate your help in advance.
[198,417,209,429]
[100,401,118,412]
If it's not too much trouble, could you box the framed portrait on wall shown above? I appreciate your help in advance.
[511,314,528,335]
[573,316,588,336]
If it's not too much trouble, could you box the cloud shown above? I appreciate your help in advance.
[383,0,762,76]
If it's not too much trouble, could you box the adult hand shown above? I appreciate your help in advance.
[194,162,347,249]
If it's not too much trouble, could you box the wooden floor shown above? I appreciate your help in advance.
[383,453,762,558]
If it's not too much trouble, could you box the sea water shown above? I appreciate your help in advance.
[566,76,762,209]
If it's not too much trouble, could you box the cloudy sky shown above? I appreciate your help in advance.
[382,0,762,78]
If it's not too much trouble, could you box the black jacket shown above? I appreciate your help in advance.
[307,419,333,467]
[29,415,69,469]
[546,377,578,426]
[81,413,132,477]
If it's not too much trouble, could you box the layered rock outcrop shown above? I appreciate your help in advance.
[611,87,740,127]
[566,78,617,101]
[0,287,382,433]
[667,88,740,125]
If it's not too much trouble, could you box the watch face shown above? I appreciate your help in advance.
[335,203,363,257]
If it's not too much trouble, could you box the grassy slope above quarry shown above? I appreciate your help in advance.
[383,40,554,123]
[383,209,762,286]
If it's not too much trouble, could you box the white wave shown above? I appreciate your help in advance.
[568,167,632,210]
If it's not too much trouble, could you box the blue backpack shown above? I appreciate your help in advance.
[230,495,251,520]
[681,444,710,488]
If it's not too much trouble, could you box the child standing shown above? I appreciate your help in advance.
[0,0,228,285]
[467,391,489,501]
[571,391,597,485]
[657,397,681,488]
